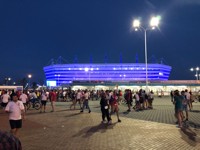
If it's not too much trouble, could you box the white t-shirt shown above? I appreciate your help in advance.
[29,92,37,99]
[5,101,24,120]
[1,94,10,103]
[76,92,82,99]
[41,93,47,101]
[19,93,28,103]
[185,92,190,100]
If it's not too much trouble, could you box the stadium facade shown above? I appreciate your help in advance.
[43,63,172,86]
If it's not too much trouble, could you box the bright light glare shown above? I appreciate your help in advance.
[190,68,194,71]
[84,68,89,72]
[196,67,199,71]
[28,74,32,78]
[133,20,140,28]
[150,16,160,27]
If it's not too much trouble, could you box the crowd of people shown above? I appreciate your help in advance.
[171,89,193,128]
[0,88,155,124]
[0,87,198,149]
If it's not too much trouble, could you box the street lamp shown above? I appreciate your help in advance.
[190,67,199,80]
[133,16,160,91]
[5,77,11,85]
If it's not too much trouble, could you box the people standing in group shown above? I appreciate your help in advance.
[139,89,144,109]
[181,91,189,121]
[100,91,112,124]
[40,91,48,113]
[76,90,83,109]
[133,91,140,111]
[69,90,77,110]
[5,92,25,137]
[124,89,132,112]
[173,90,183,128]
[1,91,10,109]
[109,90,121,122]
[19,91,28,112]
[118,90,123,105]
[170,91,174,102]
[80,90,91,113]
[143,91,149,109]
[49,90,57,112]
[148,90,154,109]
[185,89,192,111]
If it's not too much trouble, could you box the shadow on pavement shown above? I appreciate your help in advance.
[187,121,200,129]
[65,113,81,118]
[72,122,117,138]
[190,110,200,113]
[180,127,200,146]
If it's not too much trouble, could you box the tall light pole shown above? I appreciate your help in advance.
[5,77,11,85]
[133,16,160,91]
[190,67,199,80]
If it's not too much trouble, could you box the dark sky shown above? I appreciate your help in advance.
[1,0,200,84]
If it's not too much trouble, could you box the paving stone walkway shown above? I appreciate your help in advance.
[1,97,200,150]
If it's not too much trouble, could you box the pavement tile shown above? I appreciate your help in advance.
[0,97,200,150]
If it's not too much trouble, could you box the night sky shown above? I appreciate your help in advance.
[1,0,200,84]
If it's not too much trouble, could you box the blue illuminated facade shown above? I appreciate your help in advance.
[43,63,172,86]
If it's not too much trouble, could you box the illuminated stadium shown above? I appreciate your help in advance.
[43,63,172,86]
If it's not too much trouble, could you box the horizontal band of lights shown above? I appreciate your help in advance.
[43,63,172,86]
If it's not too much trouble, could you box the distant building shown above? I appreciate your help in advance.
[43,63,171,86]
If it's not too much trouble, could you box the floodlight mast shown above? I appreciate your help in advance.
[133,16,160,92]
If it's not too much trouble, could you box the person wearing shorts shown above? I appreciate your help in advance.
[181,91,189,121]
[173,90,183,128]
[5,93,25,137]
[40,91,48,113]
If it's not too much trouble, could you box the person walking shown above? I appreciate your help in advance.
[181,90,189,121]
[19,91,28,112]
[80,90,91,113]
[40,91,48,113]
[109,90,121,122]
[100,91,111,124]
[173,90,183,128]
[70,91,77,110]
[124,90,132,112]
[5,93,25,137]
[1,91,10,109]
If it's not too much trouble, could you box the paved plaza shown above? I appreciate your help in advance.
[1,97,200,150]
